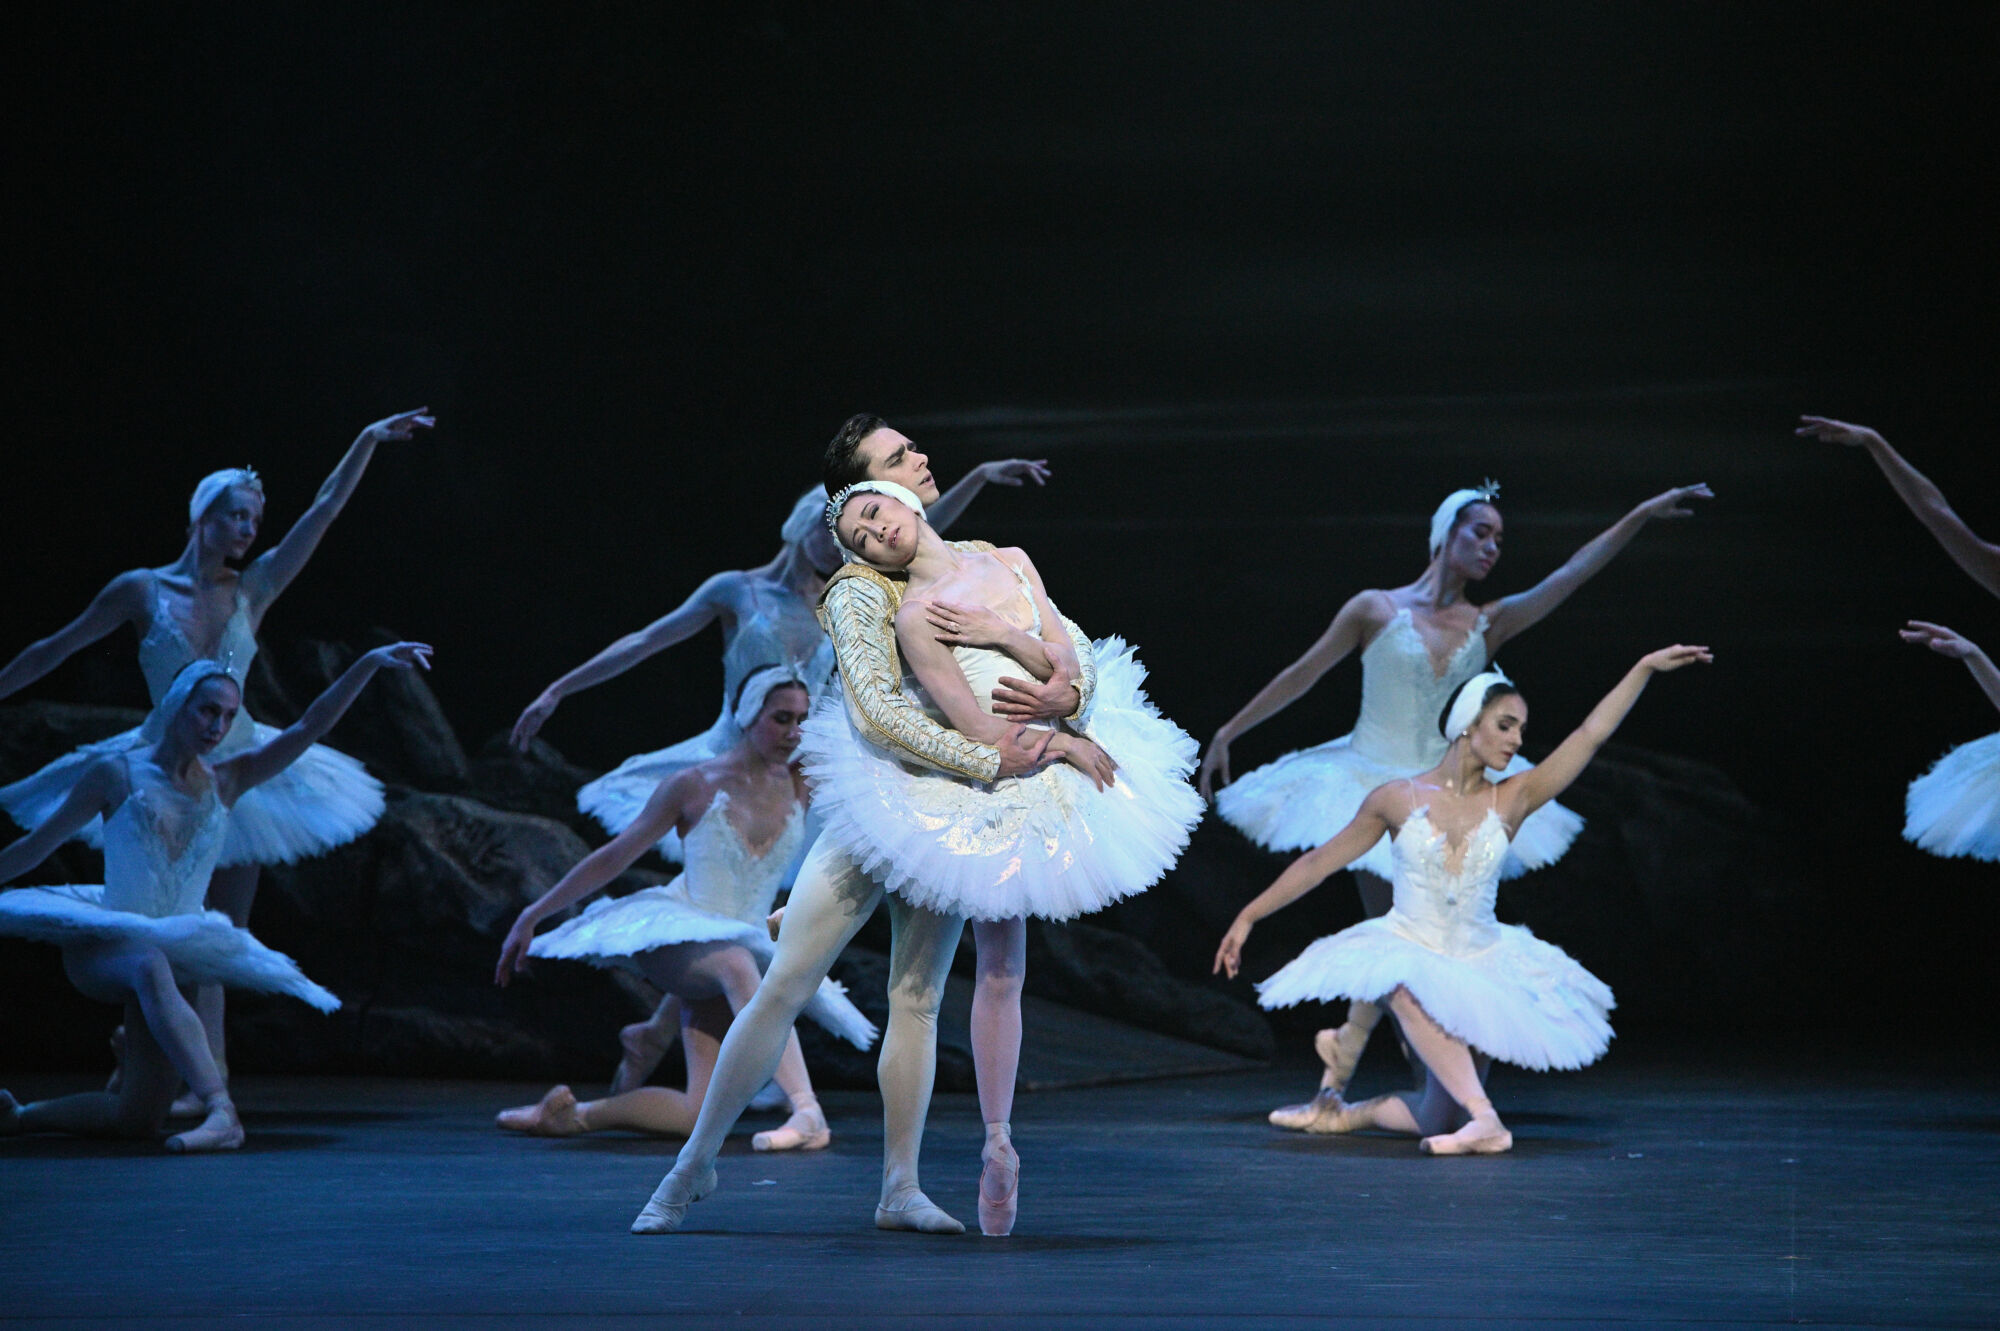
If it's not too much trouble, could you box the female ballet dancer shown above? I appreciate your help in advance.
[0,643,431,1151]
[1797,416,2000,857]
[492,669,875,1151]
[1214,645,1710,1154]
[509,460,1049,1092]
[0,408,432,1091]
[630,477,1198,1238]
[1199,477,1709,1124]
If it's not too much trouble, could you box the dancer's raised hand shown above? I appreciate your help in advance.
[1197,736,1232,801]
[1901,620,1979,660]
[512,690,561,750]
[1634,483,1713,521]
[1795,415,1885,450]
[1637,644,1713,673]
[360,408,435,445]
[975,459,1051,487]
[1213,916,1252,979]
[364,641,433,672]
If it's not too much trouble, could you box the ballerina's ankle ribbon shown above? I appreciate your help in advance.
[824,480,928,563]
[189,468,264,524]
[1443,667,1514,741]
[1428,479,1501,558]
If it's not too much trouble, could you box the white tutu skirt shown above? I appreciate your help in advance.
[0,720,383,868]
[576,724,731,864]
[1905,731,2000,861]
[800,638,1203,923]
[1217,738,1583,879]
[0,885,340,1012]
[528,884,877,1049]
[1255,916,1613,1072]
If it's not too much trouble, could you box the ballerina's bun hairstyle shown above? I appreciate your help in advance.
[731,665,808,731]
[189,467,264,525]
[1439,669,1520,740]
[823,413,890,492]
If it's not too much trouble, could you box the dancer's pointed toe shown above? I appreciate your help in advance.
[631,1164,717,1234]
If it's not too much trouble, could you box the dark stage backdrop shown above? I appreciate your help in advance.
[7,5,1998,1023]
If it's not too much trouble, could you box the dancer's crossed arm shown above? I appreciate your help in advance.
[1901,622,2000,716]
[1798,416,2000,599]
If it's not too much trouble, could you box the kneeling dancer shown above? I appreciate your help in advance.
[1215,645,1709,1154]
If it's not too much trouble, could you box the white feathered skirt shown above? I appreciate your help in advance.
[798,637,1203,922]
[1905,731,2000,861]
[1218,738,1583,880]
[1256,914,1614,1072]
[0,717,383,868]
[0,885,340,1011]
[528,883,877,1049]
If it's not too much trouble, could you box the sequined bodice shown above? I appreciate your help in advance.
[677,791,807,925]
[100,758,229,919]
[723,581,837,718]
[136,574,259,703]
[1350,608,1491,768]
[1387,806,1508,953]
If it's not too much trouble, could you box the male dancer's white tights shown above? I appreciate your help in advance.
[651,834,964,1208]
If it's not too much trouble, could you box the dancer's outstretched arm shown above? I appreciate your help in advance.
[1901,621,2000,715]
[1212,791,1398,979]
[0,761,123,884]
[495,770,699,986]
[215,642,432,800]
[925,459,1051,534]
[1198,591,1382,799]
[1499,645,1710,821]
[511,573,740,748]
[244,410,433,613]
[0,572,151,704]
[1798,416,2000,598]
[1482,485,1711,653]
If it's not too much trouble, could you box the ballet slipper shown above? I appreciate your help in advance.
[875,1186,965,1235]
[1,1090,22,1136]
[1269,1087,1347,1132]
[495,1085,587,1136]
[751,1100,830,1152]
[1314,1022,1369,1094]
[1419,1103,1512,1156]
[978,1124,1019,1238]
[630,1164,717,1235]
[165,1095,244,1154]
[168,1090,207,1118]
[609,1023,676,1096]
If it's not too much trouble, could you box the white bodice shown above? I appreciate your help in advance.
[723,580,837,709]
[676,791,806,926]
[909,555,1048,731]
[100,757,229,919]
[1386,806,1508,955]
[1349,608,1491,769]
[137,573,261,755]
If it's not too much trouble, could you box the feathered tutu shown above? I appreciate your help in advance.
[1218,739,1582,879]
[0,884,339,1012]
[800,637,1203,922]
[1,719,383,868]
[1905,731,2000,861]
[529,882,877,1049]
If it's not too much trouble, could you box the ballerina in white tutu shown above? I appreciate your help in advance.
[1798,416,2000,859]
[1214,645,1710,1155]
[493,670,874,1151]
[631,420,1197,1240]
[0,408,431,1094]
[509,455,1052,1091]
[1198,475,1709,1124]
[0,643,431,1152]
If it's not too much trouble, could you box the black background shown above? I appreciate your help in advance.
[7,3,1998,1024]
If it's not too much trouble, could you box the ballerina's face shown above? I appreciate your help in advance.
[1442,502,1502,582]
[747,684,809,762]
[855,428,941,507]
[175,676,242,754]
[836,491,921,571]
[198,485,265,561]
[1466,691,1526,770]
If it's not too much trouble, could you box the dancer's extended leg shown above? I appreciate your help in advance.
[633,836,882,1234]
[1384,986,1510,1155]
[500,999,732,1138]
[611,994,684,1096]
[872,895,967,1234]
[969,916,1024,1236]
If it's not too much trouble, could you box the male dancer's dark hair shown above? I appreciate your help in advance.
[823,413,889,492]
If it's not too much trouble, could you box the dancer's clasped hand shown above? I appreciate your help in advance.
[992,673,1079,721]
[926,600,1016,650]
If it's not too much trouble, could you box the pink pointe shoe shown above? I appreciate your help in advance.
[978,1125,1019,1237]
[751,1099,830,1152]
[1419,1101,1513,1156]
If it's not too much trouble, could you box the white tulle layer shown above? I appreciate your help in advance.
[576,725,731,864]
[529,884,877,1049]
[0,884,340,1012]
[1905,731,2000,862]
[0,721,384,868]
[1217,737,1583,879]
[799,638,1203,922]
[1255,916,1613,1071]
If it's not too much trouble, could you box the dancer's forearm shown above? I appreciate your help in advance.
[1865,436,2000,598]
[1963,646,2000,715]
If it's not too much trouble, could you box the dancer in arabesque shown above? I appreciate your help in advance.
[1200,477,1708,1127]
[1215,645,1710,1154]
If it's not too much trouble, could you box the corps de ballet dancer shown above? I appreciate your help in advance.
[508,454,1051,1094]
[491,668,875,1151]
[1214,645,1710,1154]
[1798,416,2000,859]
[0,644,431,1151]
[1199,476,1709,1127]
[630,427,1198,1239]
[0,409,432,1099]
